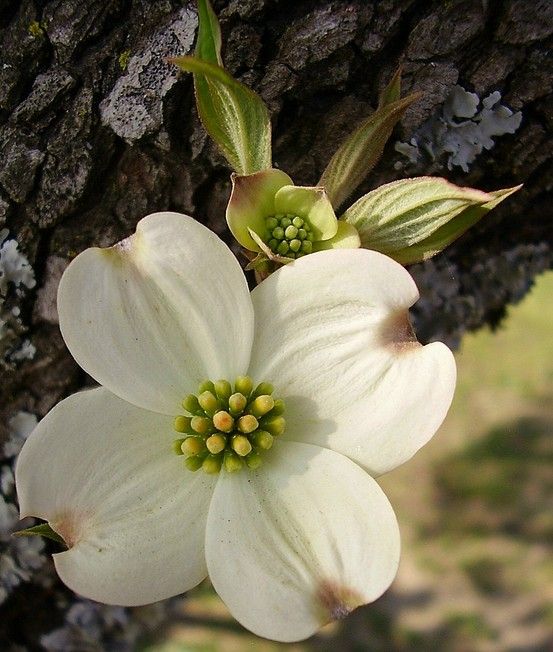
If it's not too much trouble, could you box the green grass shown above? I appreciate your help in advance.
[454,271,553,404]
[429,272,553,547]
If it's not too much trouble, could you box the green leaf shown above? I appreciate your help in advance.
[342,176,494,254]
[392,185,522,264]
[318,92,421,210]
[378,67,402,108]
[173,56,272,175]
[196,0,222,65]
[14,522,67,547]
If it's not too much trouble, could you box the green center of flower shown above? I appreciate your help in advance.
[263,214,314,258]
[173,376,286,474]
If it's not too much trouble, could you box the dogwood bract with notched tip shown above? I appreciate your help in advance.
[15,212,456,642]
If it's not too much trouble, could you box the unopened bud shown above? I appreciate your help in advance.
[213,410,234,433]
[206,434,226,454]
[181,437,205,456]
[214,379,232,401]
[250,395,275,418]
[191,416,210,435]
[184,456,203,472]
[252,430,274,450]
[198,391,219,415]
[262,416,286,436]
[271,399,285,416]
[228,393,247,415]
[182,394,201,414]
[224,451,244,473]
[235,376,253,396]
[252,382,273,398]
[173,415,191,433]
[246,452,263,469]
[198,379,215,394]
[202,454,222,474]
[237,414,258,434]
[172,438,186,455]
[232,435,253,457]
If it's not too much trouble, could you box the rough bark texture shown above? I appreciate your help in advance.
[0,0,551,648]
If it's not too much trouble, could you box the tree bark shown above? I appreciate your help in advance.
[0,0,551,647]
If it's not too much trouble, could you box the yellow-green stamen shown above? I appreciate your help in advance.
[174,415,191,433]
[206,434,226,454]
[237,414,258,434]
[182,436,205,456]
[172,376,286,474]
[263,214,314,259]
[212,410,234,432]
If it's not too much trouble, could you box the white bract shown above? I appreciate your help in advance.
[15,212,456,642]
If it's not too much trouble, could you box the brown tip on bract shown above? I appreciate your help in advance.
[315,579,364,624]
[51,512,88,549]
[378,310,422,354]
[100,234,135,267]
[113,230,138,255]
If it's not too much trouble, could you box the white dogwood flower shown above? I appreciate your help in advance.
[15,212,455,642]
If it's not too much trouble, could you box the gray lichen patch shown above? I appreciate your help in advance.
[0,229,36,368]
[1,410,43,606]
[100,6,197,143]
[3,411,38,459]
[401,62,460,135]
[0,230,36,299]
[39,599,168,651]
[396,85,522,173]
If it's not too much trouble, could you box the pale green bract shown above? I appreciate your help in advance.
[171,0,271,175]
[388,185,522,264]
[318,92,421,211]
[225,168,360,259]
[176,0,519,267]
[173,56,272,175]
[342,178,522,262]
[15,213,455,642]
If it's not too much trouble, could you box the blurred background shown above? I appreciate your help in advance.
[141,271,553,651]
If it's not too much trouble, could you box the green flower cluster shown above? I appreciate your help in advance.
[173,376,285,474]
[263,214,314,258]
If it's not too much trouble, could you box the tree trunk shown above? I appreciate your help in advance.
[1,0,551,647]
